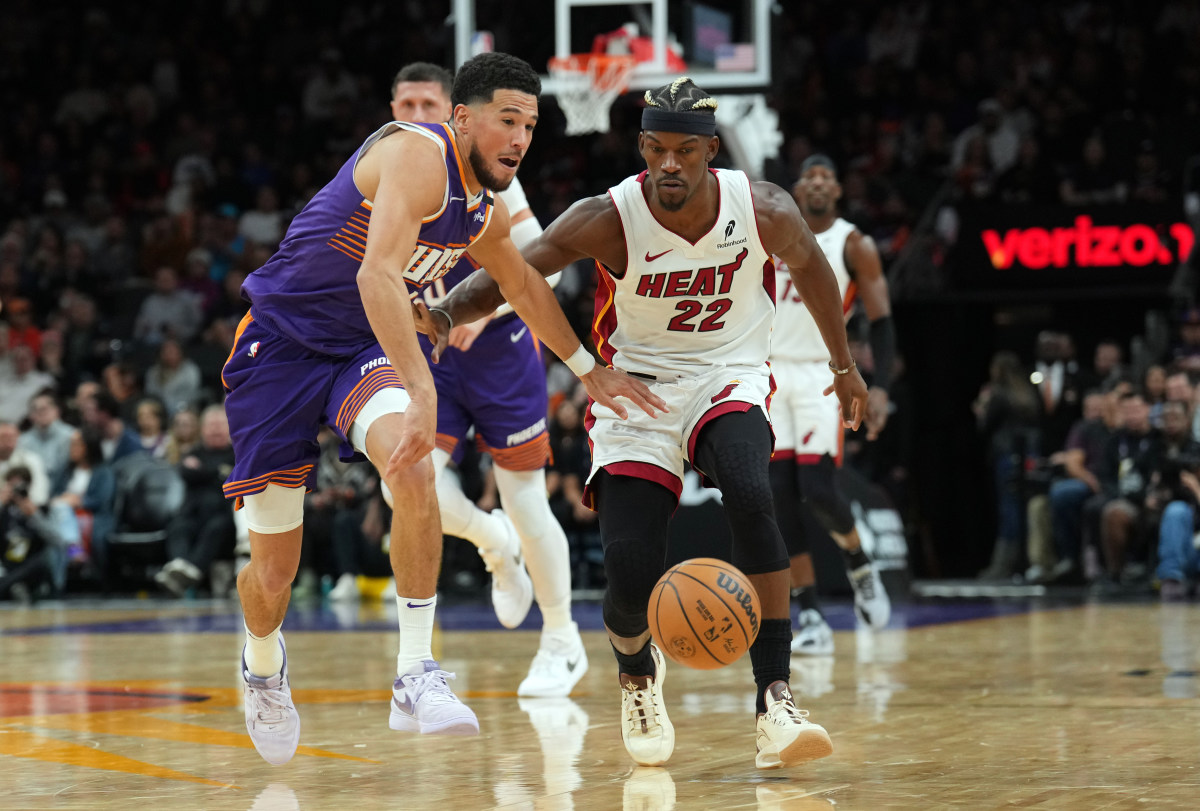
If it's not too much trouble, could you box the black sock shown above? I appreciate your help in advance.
[749,619,792,714]
[842,546,870,571]
[612,640,655,677]
[792,585,820,613]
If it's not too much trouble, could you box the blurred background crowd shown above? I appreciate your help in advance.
[2,0,1199,603]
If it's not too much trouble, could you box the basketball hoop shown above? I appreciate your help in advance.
[548,54,636,136]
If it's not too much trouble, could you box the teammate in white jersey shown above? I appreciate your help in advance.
[389,62,587,697]
[421,78,869,771]
[770,155,895,656]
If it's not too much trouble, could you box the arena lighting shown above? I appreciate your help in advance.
[981,216,1194,270]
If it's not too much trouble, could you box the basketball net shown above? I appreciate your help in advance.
[548,54,635,136]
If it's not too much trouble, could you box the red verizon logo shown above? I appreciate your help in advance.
[981,216,1194,270]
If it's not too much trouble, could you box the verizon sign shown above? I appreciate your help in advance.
[982,216,1194,270]
[952,204,1193,291]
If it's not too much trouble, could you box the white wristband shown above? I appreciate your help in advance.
[564,344,597,377]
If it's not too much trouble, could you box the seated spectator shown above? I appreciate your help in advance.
[0,420,51,507]
[134,396,169,458]
[238,185,285,248]
[546,395,602,587]
[5,297,42,359]
[1156,462,1200,601]
[144,337,202,416]
[81,391,142,463]
[37,328,66,390]
[47,428,115,584]
[0,345,55,424]
[1171,309,1200,375]
[1144,364,1167,428]
[1059,134,1127,205]
[153,405,235,595]
[326,475,393,601]
[133,265,202,347]
[301,426,373,601]
[0,466,64,601]
[18,392,74,485]
[163,407,200,465]
[101,360,142,423]
[179,247,221,314]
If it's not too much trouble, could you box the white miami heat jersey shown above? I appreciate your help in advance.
[593,169,776,377]
[770,217,859,363]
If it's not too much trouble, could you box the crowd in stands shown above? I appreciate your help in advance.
[2,1,1198,600]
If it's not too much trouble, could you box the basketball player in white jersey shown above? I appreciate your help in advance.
[389,62,587,697]
[419,78,869,771]
[770,155,894,656]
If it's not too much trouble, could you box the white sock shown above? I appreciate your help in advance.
[396,594,436,675]
[244,622,283,677]
[494,467,573,630]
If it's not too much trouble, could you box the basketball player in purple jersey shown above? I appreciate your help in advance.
[390,62,587,697]
[222,53,663,765]
[421,78,869,770]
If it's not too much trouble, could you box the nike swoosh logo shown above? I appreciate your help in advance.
[393,695,414,714]
[510,326,528,343]
[406,601,433,609]
[645,249,672,262]
[566,655,582,673]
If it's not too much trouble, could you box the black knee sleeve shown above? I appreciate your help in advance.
[797,456,854,535]
[595,471,676,638]
[771,459,809,556]
[692,410,789,575]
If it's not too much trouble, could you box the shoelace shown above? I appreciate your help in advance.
[623,685,660,733]
[247,679,291,725]
[403,668,459,706]
[853,567,876,600]
[768,698,810,727]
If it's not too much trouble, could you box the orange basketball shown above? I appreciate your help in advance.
[648,558,761,670]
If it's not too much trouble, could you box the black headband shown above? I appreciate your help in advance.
[641,108,717,137]
[800,154,837,175]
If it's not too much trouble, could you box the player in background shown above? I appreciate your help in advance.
[420,78,869,770]
[224,53,663,765]
[389,62,587,697]
[769,154,894,655]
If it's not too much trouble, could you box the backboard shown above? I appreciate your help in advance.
[452,0,773,95]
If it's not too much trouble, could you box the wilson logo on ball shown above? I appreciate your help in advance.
[716,572,760,636]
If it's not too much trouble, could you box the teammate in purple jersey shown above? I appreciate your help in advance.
[390,62,587,698]
[224,52,664,766]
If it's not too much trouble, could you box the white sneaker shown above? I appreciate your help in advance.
[327,572,360,602]
[755,681,833,769]
[389,659,479,735]
[242,637,301,765]
[849,562,891,629]
[620,644,675,766]
[518,622,589,697]
[791,609,834,656]
[478,509,533,628]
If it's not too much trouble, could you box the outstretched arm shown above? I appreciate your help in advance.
[755,181,868,430]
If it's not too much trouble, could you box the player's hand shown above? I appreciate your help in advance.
[448,313,493,353]
[386,396,436,475]
[581,366,669,420]
[865,386,890,441]
[411,301,451,363]
[824,367,869,431]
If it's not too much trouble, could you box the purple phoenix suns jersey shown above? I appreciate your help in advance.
[241,121,495,355]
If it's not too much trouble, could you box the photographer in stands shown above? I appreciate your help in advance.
[0,466,64,601]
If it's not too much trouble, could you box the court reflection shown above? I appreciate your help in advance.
[854,626,907,722]
[248,782,300,811]
[623,766,675,810]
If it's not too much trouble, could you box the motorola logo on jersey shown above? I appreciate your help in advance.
[724,219,736,239]
[981,216,1194,270]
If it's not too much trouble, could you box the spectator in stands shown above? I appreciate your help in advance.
[0,466,63,601]
[153,405,235,596]
[0,345,54,424]
[134,397,168,458]
[1128,141,1172,205]
[60,293,110,391]
[1171,308,1200,374]
[546,394,601,587]
[1144,364,1168,428]
[302,49,358,124]
[0,421,50,508]
[1034,330,1085,456]
[37,329,66,390]
[47,427,114,585]
[951,98,1020,177]
[308,426,376,601]
[81,391,141,463]
[1156,447,1200,600]
[1080,339,1126,393]
[101,360,142,423]
[144,337,202,416]
[1094,391,1163,593]
[163,407,200,465]
[1059,134,1128,205]
[974,351,1042,579]
[18,392,74,485]
[5,297,41,359]
[325,476,394,602]
[995,136,1057,204]
[179,247,221,314]
[238,185,285,248]
[133,265,202,347]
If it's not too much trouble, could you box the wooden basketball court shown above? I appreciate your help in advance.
[2,596,1198,809]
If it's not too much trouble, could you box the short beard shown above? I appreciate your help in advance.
[467,144,513,192]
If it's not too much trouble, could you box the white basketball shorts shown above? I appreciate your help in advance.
[769,359,843,463]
